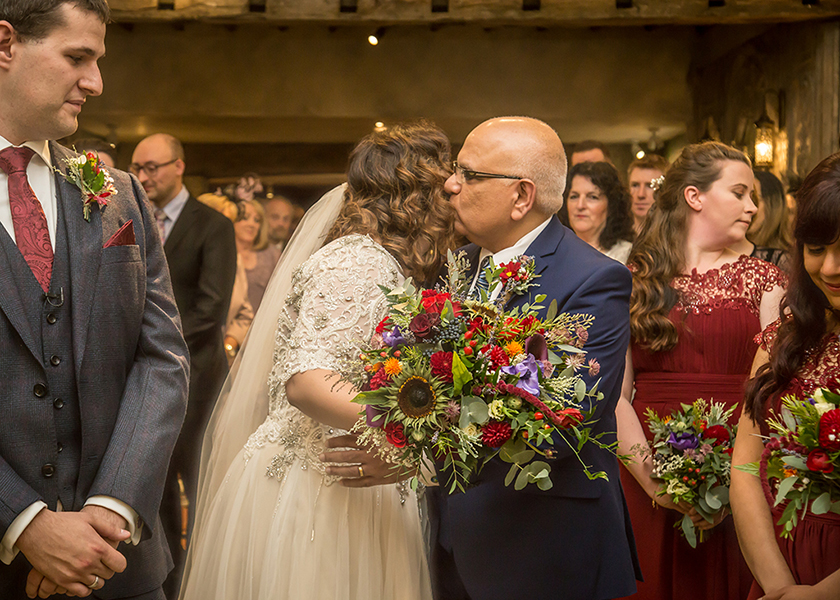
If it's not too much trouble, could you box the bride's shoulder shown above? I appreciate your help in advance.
[301,233,400,276]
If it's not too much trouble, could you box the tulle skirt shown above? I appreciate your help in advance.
[179,440,432,600]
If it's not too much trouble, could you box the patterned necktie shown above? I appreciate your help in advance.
[472,256,491,299]
[154,208,168,241]
[0,146,53,293]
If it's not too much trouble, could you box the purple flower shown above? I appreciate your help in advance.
[365,405,387,428]
[501,354,542,396]
[667,431,699,451]
[382,326,406,348]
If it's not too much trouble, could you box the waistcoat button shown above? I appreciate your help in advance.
[46,314,57,324]
[50,355,61,367]
[33,384,47,398]
[41,464,55,478]
[53,398,64,409]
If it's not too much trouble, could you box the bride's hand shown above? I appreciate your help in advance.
[321,434,408,487]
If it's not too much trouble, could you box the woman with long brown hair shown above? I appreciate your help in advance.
[615,142,786,600]
[732,152,840,600]
[179,121,455,600]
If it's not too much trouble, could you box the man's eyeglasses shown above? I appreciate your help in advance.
[452,161,522,183]
[128,159,178,177]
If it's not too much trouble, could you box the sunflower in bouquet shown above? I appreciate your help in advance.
[339,251,612,494]
[643,399,736,547]
[736,388,840,538]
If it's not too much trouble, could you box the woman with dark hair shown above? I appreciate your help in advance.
[615,142,787,600]
[560,161,635,262]
[731,170,792,267]
[179,121,456,600]
[732,152,840,600]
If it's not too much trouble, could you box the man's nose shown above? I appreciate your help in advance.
[80,64,104,97]
[444,174,460,196]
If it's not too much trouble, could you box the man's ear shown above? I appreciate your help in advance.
[0,21,16,71]
[683,185,702,212]
[510,179,537,222]
[174,159,186,177]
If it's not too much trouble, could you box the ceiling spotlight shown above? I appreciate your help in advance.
[368,27,385,46]
[632,141,645,160]
[374,121,386,131]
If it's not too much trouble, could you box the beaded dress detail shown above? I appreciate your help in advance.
[180,234,432,600]
[620,255,786,600]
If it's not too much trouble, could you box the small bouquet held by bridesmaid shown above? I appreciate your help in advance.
[339,251,611,494]
[736,388,840,538]
[643,399,736,547]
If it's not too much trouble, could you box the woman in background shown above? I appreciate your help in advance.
[560,161,635,262]
[731,170,792,267]
[234,199,281,312]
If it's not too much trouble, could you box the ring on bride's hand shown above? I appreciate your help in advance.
[88,575,100,589]
[358,466,365,478]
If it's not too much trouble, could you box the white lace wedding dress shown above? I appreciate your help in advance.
[179,234,432,600]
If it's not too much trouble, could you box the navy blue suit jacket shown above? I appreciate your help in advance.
[433,217,640,600]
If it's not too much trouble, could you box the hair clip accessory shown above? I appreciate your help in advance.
[650,175,666,192]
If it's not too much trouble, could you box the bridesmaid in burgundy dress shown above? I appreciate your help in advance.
[733,152,840,600]
[615,142,786,600]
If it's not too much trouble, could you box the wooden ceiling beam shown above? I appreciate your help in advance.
[110,0,840,26]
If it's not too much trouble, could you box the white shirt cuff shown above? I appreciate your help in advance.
[84,496,142,545]
[0,501,47,565]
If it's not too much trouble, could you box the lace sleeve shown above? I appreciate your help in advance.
[271,235,403,396]
[755,317,782,352]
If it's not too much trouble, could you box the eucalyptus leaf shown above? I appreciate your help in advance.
[505,464,518,486]
[681,514,698,548]
[545,299,558,321]
[499,439,536,464]
[574,379,586,402]
[775,476,798,506]
[704,489,722,511]
[514,467,531,491]
[781,455,808,471]
[812,492,832,515]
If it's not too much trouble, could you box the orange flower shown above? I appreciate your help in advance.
[384,358,402,376]
[782,466,798,478]
[504,341,524,357]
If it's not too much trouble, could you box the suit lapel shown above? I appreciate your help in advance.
[0,225,43,365]
[51,142,103,376]
[164,195,197,255]
[508,216,565,310]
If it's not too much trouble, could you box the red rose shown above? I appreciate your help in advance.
[806,449,835,474]
[385,422,408,448]
[554,407,584,428]
[430,351,454,383]
[702,425,730,446]
[375,317,391,334]
[819,409,840,451]
[481,421,513,448]
[369,369,391,391]
[409,313,440,340]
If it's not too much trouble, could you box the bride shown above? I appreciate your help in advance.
[178,122,456,600]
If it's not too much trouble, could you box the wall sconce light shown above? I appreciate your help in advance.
[754,107,775,169]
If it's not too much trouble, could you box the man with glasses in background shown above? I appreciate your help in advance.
[130,133,236,599]
[432,117,640,600]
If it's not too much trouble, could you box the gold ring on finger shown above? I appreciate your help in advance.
[358,465,365,478]
[88,575,100,590]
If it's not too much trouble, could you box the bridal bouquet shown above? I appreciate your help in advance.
[736,388,840,538]
[339,251,611,494]
[644,399,736,547]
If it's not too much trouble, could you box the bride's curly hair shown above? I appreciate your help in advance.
[628,142,751,351]
[325,121,456,285]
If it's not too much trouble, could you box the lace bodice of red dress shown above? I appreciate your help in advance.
[757,318,840,402]
[632,255,787,376]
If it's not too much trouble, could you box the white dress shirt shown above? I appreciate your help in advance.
[0,136,141,564]
[469,217,553,302]
[157,185,190,242]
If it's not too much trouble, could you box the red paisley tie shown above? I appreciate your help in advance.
[0,146,54,293]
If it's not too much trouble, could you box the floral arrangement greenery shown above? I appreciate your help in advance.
[736,388,840,539]
[643,399,736,547]
[339,251,611,494]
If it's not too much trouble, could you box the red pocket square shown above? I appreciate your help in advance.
[103,220,136,248]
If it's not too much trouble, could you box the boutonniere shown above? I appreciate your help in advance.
[58,151,118,221]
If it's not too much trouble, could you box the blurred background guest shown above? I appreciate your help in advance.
[570,139,613,166]
[73,137,117,168]
[734,152,840,600]
[627,154,669,234]
[560,160,635,263]
[731,170,792,267]
[262,194,295,253]
[290,202,306,239]
[197,193,253,363]
[130,133,237,599]
[616,142,786,600]
[235,199,281,313]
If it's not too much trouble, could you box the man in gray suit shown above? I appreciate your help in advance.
[0,1,189,598]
